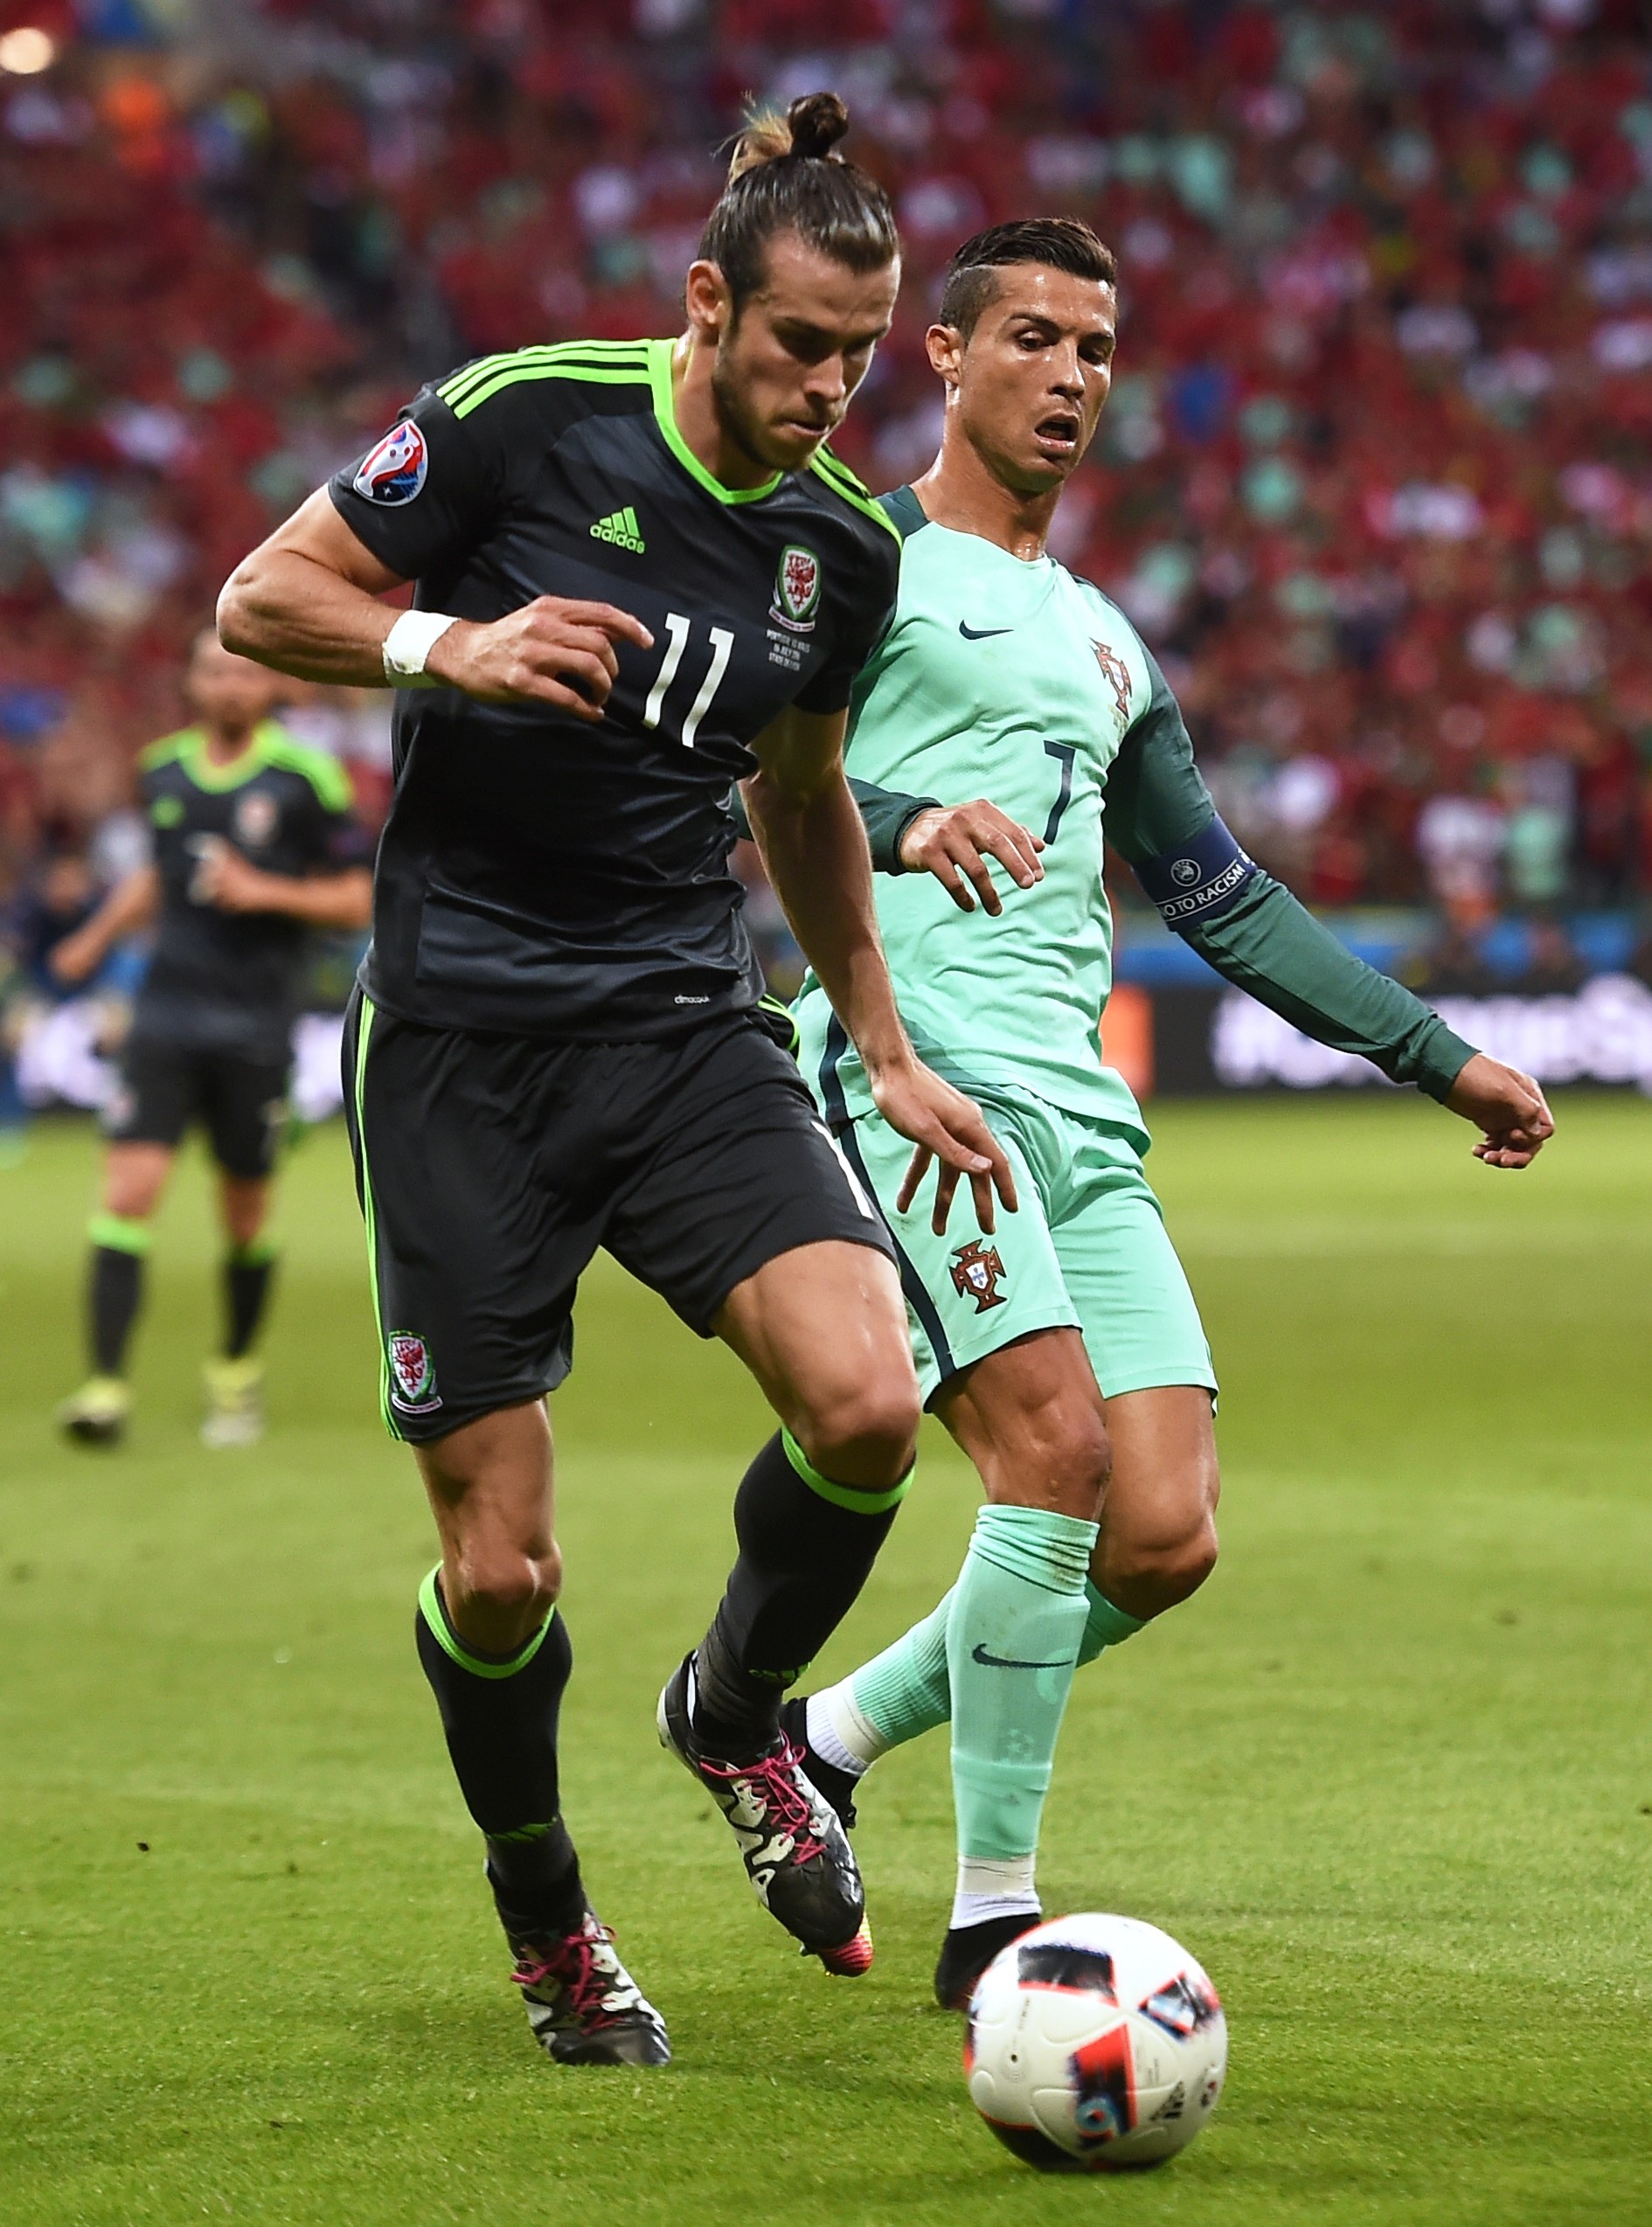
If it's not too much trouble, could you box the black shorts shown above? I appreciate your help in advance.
[341,992,893,1443]
[104,1036,290,1180]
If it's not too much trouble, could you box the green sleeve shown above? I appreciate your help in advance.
[728,775,939,876]
[1107,641,1477,1103]
[1183,875,1476,1101]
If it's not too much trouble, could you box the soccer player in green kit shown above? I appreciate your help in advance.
[777,219,1556,2010]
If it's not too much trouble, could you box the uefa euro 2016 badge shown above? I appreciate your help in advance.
[387,1330,441,1413]
[949,1239,1009,1313]
[353,420,428,506]
[771,545,823,632]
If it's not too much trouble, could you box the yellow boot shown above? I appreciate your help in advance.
[202,1356,263,1448]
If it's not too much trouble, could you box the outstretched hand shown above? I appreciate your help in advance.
[872,1058,1018,1235]
[1446,1051,1554,1169]
[898,800,1045,916]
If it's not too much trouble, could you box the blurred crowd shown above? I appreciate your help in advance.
[2,0,1651,1001]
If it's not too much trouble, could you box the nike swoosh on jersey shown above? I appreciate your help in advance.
[970,1642,1079,1670]
[958,621,1014,640]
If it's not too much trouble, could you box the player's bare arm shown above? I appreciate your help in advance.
[742,708,1016,1234]
[218,491,652,724]
[48,864,159,983]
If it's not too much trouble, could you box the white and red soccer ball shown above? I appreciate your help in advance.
[964,1913,1226,2172]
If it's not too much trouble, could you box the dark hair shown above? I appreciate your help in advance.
[939,218,1118,340]
[698,92,899,311]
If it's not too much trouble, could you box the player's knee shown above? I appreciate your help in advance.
[800,1371,920,1489]
[453,1542,562,1639]
[1105,1506,1218,1613]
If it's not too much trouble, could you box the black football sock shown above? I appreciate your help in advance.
[414,1570,583,1939]
[222,1238,277,1359]
[87,1215,149,1377]
[690,1431,911,1759]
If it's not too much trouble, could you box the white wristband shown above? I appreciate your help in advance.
[382,608,459,686]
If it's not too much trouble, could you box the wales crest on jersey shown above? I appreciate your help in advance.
[772,545,822,631]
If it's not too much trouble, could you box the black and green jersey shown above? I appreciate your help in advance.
[136,722,360,1058]
[328,336,901,1041]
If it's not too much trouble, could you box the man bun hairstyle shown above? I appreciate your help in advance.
[940,217,1118,341]
[700,92,899,311]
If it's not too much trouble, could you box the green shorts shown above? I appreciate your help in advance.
[829,1076,1216,1407]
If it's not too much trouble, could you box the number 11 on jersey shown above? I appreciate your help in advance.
[642,614,734,749]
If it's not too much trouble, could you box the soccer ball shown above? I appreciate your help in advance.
[963,1912,1226,2172]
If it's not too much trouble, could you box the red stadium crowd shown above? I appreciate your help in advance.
[1,0,1649,933]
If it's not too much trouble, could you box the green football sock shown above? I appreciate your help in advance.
[811,1571,1147,1782]
[1078,1579,1145,1667]
[947,1503,1098,1926]
[841,1594,957,1764]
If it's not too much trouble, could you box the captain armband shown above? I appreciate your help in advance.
[1133,815,1259,930]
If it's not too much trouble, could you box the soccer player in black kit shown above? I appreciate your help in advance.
[52,631,371,1447]
[219,95,1015,2067]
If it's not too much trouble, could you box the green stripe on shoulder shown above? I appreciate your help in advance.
[440,340,653,413]
[138,727,195,771]
[450,361,652,420]
[259,727,354,813]
[808,450,902,544]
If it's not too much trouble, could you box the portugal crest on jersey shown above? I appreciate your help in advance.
[387,1330,441,1412]
[1093,639,1133,735]
[772,544,822,630]
[949,1239,1008,1313]
[353,420,428,506]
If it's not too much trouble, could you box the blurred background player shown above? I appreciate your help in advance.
[50,630,371,1448]
[777,219,1554,2010]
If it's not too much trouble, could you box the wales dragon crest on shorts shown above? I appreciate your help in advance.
[950,1239,1008,1313]
[388,1330,441,1412]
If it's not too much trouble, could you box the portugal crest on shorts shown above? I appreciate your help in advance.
[772,544,822,630]
[950,1239,1008,1313]
[387,1330,441,1412]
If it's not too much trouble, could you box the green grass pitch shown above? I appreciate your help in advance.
[2,1096,1649,2225]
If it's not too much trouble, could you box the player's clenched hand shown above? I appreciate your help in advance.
[426,597,654,722]
[899,801,1045,917]
[195,843,274,913]
[871,1058,1018,1236]
[1446,1051,1554,1169]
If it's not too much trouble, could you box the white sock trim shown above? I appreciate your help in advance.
[952,1856,1040,1932]
[809,1682,885,1773]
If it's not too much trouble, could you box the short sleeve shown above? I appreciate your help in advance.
[328,385,505,582]
[794,531,900,717]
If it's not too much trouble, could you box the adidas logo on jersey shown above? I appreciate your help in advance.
[590,505,645,553]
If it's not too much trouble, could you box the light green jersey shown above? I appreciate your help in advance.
[794,490,1154,1143]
